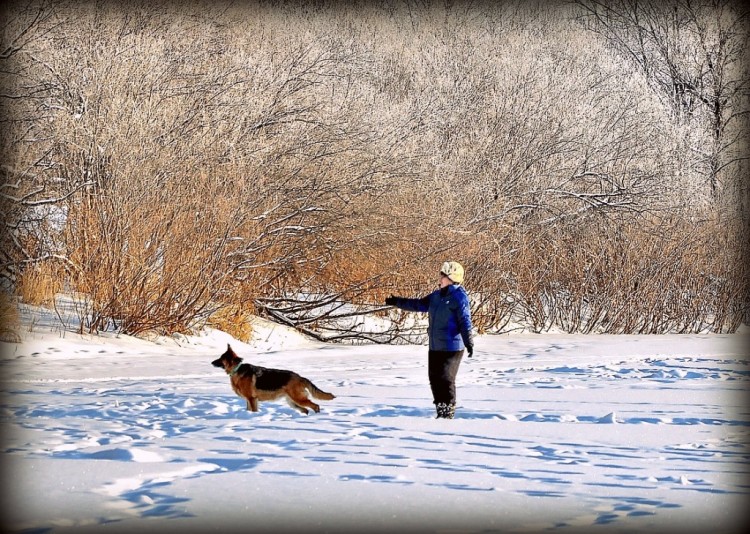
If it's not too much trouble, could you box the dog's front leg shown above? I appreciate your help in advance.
[248,397,259,412]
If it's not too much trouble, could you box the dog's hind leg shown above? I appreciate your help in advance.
[289,394,320,414]
[285,397,310,415]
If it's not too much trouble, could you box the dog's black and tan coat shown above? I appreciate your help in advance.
[212,344,335,414]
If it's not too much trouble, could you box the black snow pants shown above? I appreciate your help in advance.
[428,350,464,405]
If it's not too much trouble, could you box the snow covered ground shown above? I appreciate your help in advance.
[1,301,748,533]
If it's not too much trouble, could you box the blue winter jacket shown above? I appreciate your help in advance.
[392,284,473,352]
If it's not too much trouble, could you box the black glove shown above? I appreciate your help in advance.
[385,295,397,306]
[466,344,474,358]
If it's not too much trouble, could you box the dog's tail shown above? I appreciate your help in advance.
[305,379,335,400]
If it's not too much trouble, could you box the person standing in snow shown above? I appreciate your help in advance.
[385,261,474,419]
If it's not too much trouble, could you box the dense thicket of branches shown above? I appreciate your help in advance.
[2,0,748,337]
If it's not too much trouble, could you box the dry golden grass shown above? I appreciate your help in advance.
[0,291,21,343]
[17,262,62,307]
[207,305,254,343]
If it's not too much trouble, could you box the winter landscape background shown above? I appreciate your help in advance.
[2,1,749,533]
[1,299,748,534]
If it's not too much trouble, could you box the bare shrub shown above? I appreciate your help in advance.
[2,0,746,340]
[464,215,748,334]
[64,166,251,335]
[574,0,750,208]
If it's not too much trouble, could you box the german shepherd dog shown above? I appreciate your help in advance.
[212,344,335,414]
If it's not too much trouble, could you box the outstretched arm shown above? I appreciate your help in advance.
[385,294,431,313]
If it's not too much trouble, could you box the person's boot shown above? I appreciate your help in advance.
[435,402,455,419]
